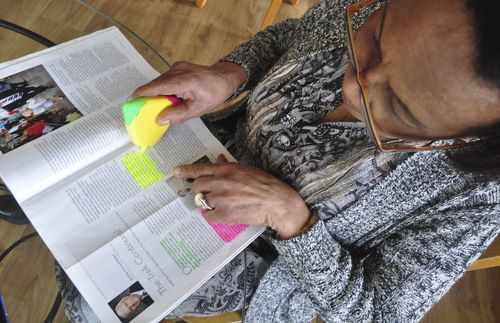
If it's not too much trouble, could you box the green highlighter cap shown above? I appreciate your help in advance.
[122,97,146,126]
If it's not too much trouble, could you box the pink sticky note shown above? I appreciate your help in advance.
[201,210,248,243]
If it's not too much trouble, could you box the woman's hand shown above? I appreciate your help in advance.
[174,155,311,240]
[131,61,247,125]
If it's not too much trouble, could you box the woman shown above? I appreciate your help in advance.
[59,0,500,321]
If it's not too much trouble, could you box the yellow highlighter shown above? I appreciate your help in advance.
[122,95,181,150]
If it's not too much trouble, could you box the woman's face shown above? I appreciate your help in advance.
[342,0,500,140]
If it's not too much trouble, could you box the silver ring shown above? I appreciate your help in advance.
[194,192,214,211]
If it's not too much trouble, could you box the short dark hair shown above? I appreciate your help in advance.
[448,0,500,175]
[466,0,500,88]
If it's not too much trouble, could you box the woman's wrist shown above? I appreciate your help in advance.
[212,61,247,94]
[267,195,314,240]
[272,211,319,240]
[294,211,319,238]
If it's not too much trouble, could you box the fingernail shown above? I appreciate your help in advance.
[159,119,170,126]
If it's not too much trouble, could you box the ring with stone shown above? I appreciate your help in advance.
[194,192,214,211]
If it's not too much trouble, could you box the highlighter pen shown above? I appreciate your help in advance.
[122,95,181,151]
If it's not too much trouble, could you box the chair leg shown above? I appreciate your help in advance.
[196,0,207,8]
[260,0,283,30]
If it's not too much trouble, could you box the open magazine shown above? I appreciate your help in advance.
[0,27,264,323]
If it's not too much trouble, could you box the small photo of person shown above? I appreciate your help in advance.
[0,65,83,154]
[165,155,211,211]
[108,281,154,322]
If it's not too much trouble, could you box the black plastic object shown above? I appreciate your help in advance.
[0,19,56,48]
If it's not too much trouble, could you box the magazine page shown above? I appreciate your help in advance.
[20,117,265,322]
[20,118,229,268]
[0,27,158,202]
[1,26,266,322]
[67,210,263,323]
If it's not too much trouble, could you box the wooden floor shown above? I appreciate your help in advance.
[0,0,499,322]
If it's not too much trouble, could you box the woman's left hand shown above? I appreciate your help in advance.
[174,155,311,239]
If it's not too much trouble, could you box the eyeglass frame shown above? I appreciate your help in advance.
[344,0,478,152]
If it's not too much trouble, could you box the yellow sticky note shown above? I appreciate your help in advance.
[122,151,165,189]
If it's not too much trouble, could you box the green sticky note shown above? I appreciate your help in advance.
[122,151,165,188]
[122,97,146,125]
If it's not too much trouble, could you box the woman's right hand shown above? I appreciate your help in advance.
[131,61,247,125]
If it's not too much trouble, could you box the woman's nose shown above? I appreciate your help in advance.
[342,64,362,108]
[364,62,388,87]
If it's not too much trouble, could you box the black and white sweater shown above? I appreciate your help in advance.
[219,0,500,322]
[57,1,500,322]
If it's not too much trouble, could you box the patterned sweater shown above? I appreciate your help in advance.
[218,0,500,322]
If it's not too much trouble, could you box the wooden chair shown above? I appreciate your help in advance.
[468,235,500,271]
[195,0,207,8]
[195,0,300,30]
[260,0,300,30]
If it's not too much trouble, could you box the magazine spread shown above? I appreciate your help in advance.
[0,27,264,323]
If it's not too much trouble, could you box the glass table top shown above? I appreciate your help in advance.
[0,0,170,73]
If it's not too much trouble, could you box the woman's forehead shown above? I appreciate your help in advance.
[383,0,498,125]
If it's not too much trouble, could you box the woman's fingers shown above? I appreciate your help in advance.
[130,61,246,124]
[174,163,225,179]
[131,75,184,99]
[216,154,228,163]
[178,160,307,232]
[131,61,193,98]
[191,176,224,194]
[156,101,191,125]
[201,192,238,224]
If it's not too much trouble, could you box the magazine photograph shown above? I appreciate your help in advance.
[0,65,82,153]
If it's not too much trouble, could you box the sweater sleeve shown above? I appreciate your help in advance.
[219,0,383,98]
[248,203,500,322]
[220,18,298,96]
[219,0,342,96]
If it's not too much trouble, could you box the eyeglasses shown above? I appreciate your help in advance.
[345,0,479,152]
